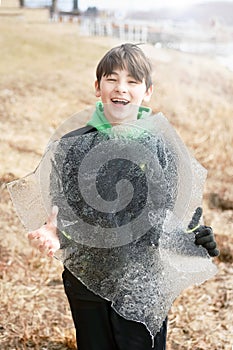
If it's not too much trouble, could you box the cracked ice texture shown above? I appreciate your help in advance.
[7,111,217,338]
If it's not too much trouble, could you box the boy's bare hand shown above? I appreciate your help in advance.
[28,206,60,257]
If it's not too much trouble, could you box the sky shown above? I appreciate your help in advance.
[77,0,233,11]
[25,0,233,12]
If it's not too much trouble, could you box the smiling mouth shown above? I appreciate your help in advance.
[111,99,129,105]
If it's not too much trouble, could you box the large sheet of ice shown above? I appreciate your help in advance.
[7,111,217,339]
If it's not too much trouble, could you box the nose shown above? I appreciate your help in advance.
[115,80,127,93]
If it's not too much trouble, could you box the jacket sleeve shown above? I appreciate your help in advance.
[49,126,97,249]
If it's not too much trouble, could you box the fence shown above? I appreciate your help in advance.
[80,18,148,43]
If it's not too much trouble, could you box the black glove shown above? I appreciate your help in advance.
[194,226,219,257]
[187,207,220,257]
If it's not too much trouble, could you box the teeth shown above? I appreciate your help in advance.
[112,99,129,105]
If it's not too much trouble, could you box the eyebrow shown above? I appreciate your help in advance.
[106,71,136,78]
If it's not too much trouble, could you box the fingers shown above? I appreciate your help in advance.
[195,226,220,257]
[27,219,60,257]
[187,207,203,230]
[47,249,55,257]
[195,226,213,244]
[38,240,56,256]
[208,248,220,257]
[28,230,45,246]
[28,230,40,240]
[29,235,57,257]
[28,229,46,248]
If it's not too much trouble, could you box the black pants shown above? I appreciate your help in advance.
[62,268,167,350]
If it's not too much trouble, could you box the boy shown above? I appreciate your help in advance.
[28,43,219,350]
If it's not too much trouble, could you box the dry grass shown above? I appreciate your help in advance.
[0,14,232,349]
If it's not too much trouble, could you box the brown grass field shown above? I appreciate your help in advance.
[0,13,233,350]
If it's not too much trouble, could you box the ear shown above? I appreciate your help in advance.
[95,80,101,98]
[143,84,154,102]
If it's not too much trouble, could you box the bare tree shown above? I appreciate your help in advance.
[73,0,78,11]
[50,0,58,18]
[51,0,58,14]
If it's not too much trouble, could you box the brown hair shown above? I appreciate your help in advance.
[96,43,153,90]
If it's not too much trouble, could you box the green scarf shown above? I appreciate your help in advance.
[87,101,152,132]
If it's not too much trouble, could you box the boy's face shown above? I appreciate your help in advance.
[95,68,153,125]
